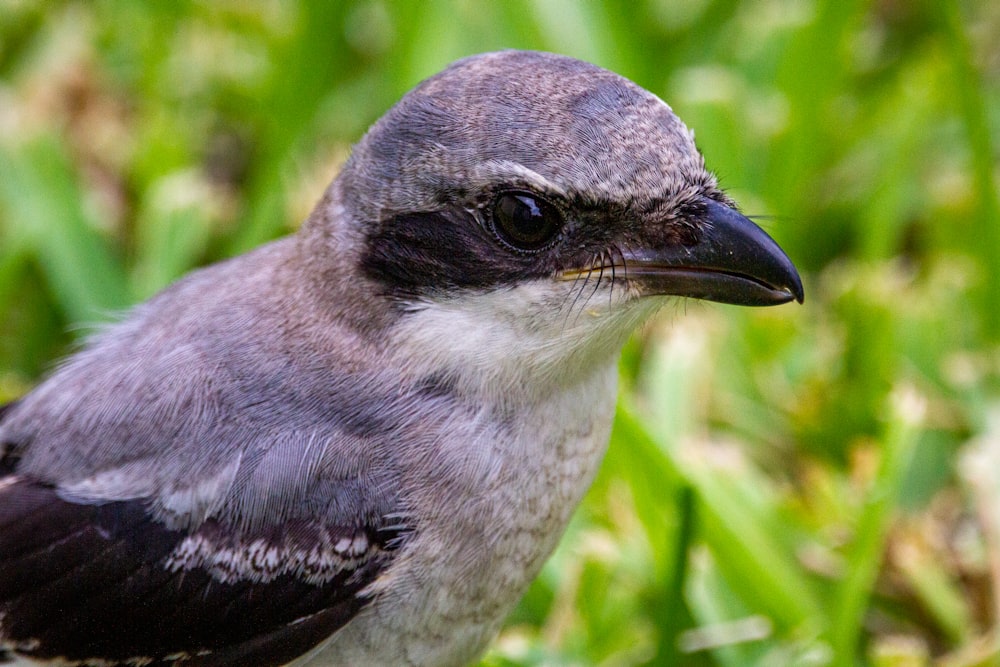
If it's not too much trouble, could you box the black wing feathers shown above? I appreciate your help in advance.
[0,477,402,666]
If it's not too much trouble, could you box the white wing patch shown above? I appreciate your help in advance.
[165,525,375,585]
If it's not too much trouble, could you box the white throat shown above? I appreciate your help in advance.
[388,280,658,405]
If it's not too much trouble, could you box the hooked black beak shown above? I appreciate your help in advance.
[623,198,804,306]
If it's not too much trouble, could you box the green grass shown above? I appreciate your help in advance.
[1,1,998,665]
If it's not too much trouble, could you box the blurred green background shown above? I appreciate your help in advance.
[1,1,998,665]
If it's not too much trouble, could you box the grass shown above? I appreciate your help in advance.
[1,1,998,665]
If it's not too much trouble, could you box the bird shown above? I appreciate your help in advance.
[0,50,803,666]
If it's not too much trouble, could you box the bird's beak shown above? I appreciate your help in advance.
[619,198,804,306]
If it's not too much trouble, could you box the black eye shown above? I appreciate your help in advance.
[489,191,563,252]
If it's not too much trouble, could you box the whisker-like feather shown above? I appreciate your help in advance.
[572,257,603,328]
[608,250,617,308]
[562,255,596,332]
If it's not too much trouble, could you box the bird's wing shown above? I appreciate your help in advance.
[0,401,410,667]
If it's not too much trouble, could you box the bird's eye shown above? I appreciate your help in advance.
[489,192,563,252]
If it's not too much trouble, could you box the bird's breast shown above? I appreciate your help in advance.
[308,360,620,666]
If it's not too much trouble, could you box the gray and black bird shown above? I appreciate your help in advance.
[0,50,803,666]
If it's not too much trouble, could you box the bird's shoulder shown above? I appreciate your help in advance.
[0,245,434,665]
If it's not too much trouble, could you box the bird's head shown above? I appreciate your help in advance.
[303,51,803,396]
